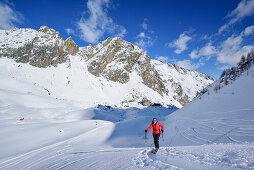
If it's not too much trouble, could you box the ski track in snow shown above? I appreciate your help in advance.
[1,142,254,170]
[0,122,112,169]
[134,144,254,170]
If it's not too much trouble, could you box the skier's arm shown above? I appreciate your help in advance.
[159,123,164,131]
[146,123,153,132]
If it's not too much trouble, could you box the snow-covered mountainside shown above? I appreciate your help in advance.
[164,52,254,146]
[0,26,213,108]
[152,60,213,105]
[0,54,253,169]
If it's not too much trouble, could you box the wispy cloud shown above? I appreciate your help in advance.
[243,25,254,36]
[140,18,148,30]
[217,65,231,70]
[175,59,203,70]
[189,42,217,59]
[167,32,192,54]
[219,0,254,33]
[65,28,74,35]
[0,2,23,30]
[192,25,254,66]
[77,0,127,43]
[135,19,156,49]
[217,26,254,65]
[135,32,154,49]
[155,56,169,62]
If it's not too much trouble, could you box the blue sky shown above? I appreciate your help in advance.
[1,0,254,78]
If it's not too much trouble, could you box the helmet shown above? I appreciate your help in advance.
[153,117,158,120]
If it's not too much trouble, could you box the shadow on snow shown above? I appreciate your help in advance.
[91,105,178,148]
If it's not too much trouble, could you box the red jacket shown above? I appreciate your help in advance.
[146,122,164,134]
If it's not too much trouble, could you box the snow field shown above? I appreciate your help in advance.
[164,65,254,146]
[0,55,254,169]
[1,142,253,169]
[0,56,182,109]
[134,143,254,170]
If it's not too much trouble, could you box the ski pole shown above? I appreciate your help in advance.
[145,132,147,143]
[162,132,164,142]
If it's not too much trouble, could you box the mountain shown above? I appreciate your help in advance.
[0,51,253,170]
[0,26,214,108]
[0,27,253,169]
[79,37,167,96]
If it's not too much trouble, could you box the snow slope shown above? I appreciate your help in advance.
[164,64,254,146]
[0,66,114,159]
[0,58,254,169]
[151,60,213,101]
[1,142,253,170]
[0,27,253,169]
[0,56,182,109]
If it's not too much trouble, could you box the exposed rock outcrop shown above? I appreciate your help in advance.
[141,98,152,106]
[82,37,167,95]
[64,37,79,55]
[0,26,79,67]
[172,82,189,106]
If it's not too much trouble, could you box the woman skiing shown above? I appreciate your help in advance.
[145,118,164,154]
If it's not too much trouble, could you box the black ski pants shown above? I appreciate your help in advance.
[153,133,160,149]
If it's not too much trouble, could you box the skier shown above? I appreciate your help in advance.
[145,118,164,154]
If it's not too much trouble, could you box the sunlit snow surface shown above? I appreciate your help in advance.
[0,57,254,169]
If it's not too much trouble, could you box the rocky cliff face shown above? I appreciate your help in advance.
[0,26,79,67]
[79,37,167,95]
[0,26,214,106]
[64,37,79,56]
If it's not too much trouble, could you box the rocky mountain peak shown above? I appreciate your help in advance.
[82,36,167,95]
[64,37,79,55]
[38,26,51,32]
[0,26,80,67]
[38,26,60,38]
[0,26,214,106]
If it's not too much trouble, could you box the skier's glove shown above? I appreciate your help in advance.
[161,130,164,133]
[145,130,147,132]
